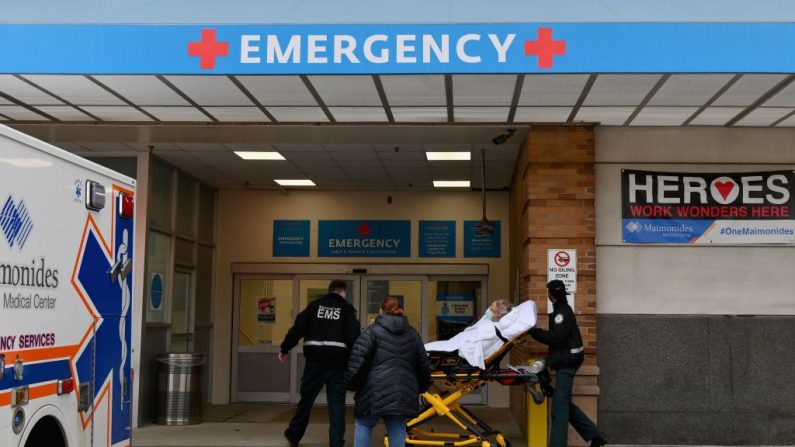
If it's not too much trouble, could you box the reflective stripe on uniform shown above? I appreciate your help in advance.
[570,346,584,354]
[304,341,347,348]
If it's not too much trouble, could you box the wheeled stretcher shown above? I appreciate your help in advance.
[399,334,547,447]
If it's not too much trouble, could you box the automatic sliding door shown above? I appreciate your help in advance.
[429,277,486,404]
[362,278,424,334]
[231,268,488,404]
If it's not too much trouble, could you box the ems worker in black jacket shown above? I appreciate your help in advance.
[280,280,361,447]
[529,280,607,447]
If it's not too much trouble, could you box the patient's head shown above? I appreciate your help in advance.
[486,300,513,322]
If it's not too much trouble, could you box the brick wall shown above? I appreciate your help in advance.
[509,126,598,442]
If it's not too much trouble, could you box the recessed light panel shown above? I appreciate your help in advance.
[426,152,471,161]
[274,179,316,186]
[433,180,470,188]
[235,151,285,160]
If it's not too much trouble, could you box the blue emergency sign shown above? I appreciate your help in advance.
[0,23,793,74]
[318,220,411,257]
[273,220,311,257]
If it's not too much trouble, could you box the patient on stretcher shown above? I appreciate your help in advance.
[425,299,537,369]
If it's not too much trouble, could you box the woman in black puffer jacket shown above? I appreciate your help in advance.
[345,297,431,447]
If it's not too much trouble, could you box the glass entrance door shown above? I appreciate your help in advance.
[362,277,425,336]
[232,270,488,404]
[232,277,294,401]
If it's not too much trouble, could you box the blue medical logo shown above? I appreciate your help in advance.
[625,220,642,234]
[74,180,83,200]
[73,193,133,445]
[0,196,33,249]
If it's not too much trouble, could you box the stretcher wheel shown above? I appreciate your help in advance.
[495,433,511,447]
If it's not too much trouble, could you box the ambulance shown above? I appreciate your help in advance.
[0,124,134,447]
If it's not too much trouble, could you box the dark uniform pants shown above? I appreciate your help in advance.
[550,368,600,447]
[286,362,346,447]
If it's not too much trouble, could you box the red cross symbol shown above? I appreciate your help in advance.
[188,29,229,69]
[524,28,566,69]
[357,222,372,238]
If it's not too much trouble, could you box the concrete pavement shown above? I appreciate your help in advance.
[133,404,527,447]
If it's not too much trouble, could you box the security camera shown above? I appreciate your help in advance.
[492,129,516,146]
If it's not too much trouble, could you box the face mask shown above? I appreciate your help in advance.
[484,309,494,321]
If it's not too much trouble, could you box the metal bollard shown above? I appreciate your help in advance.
[527,359,548,447]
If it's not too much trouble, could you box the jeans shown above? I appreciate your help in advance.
[354,415,407,447]
[550,367,600,447]
[286,362,347,447]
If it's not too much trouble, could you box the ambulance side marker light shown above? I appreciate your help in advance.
[57,378,75,395]
[119,192,134,219]
[85,180,106,211]
[12,386,29,407]
[12,407,25,434]
[13,357,23,381]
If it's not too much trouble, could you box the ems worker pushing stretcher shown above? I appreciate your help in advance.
[529,280,607,447]
[279,280,361,447]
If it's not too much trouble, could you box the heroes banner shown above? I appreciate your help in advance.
[621,169,795,244]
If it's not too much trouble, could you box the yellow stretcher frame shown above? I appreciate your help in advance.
[391,335,545,447]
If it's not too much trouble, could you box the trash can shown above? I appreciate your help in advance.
[156,353,205,425]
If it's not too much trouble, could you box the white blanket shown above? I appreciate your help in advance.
[425,300,537,369]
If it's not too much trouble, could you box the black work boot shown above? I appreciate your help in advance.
[284,428,299,447]
[590,433,608,447]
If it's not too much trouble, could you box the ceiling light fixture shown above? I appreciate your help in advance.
[274,179,316,187]
[426,152,471,161]
[235,151,285,160]
[433,180,470,188]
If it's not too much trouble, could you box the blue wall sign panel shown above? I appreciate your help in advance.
[318,220,410,257]
[464,220,501,258]
[0,24,793,74]
[436,294,476,322]
[273,220,310,257]
[419,220,455,257]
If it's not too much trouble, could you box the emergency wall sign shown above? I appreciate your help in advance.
[622,170,795,244]
[318,220,410,257]
[547,249,577,293]
[273,219,310,257]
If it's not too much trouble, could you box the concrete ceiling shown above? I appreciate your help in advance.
[12,123,527,191]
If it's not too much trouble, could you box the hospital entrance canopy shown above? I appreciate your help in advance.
[1,15,794,190]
